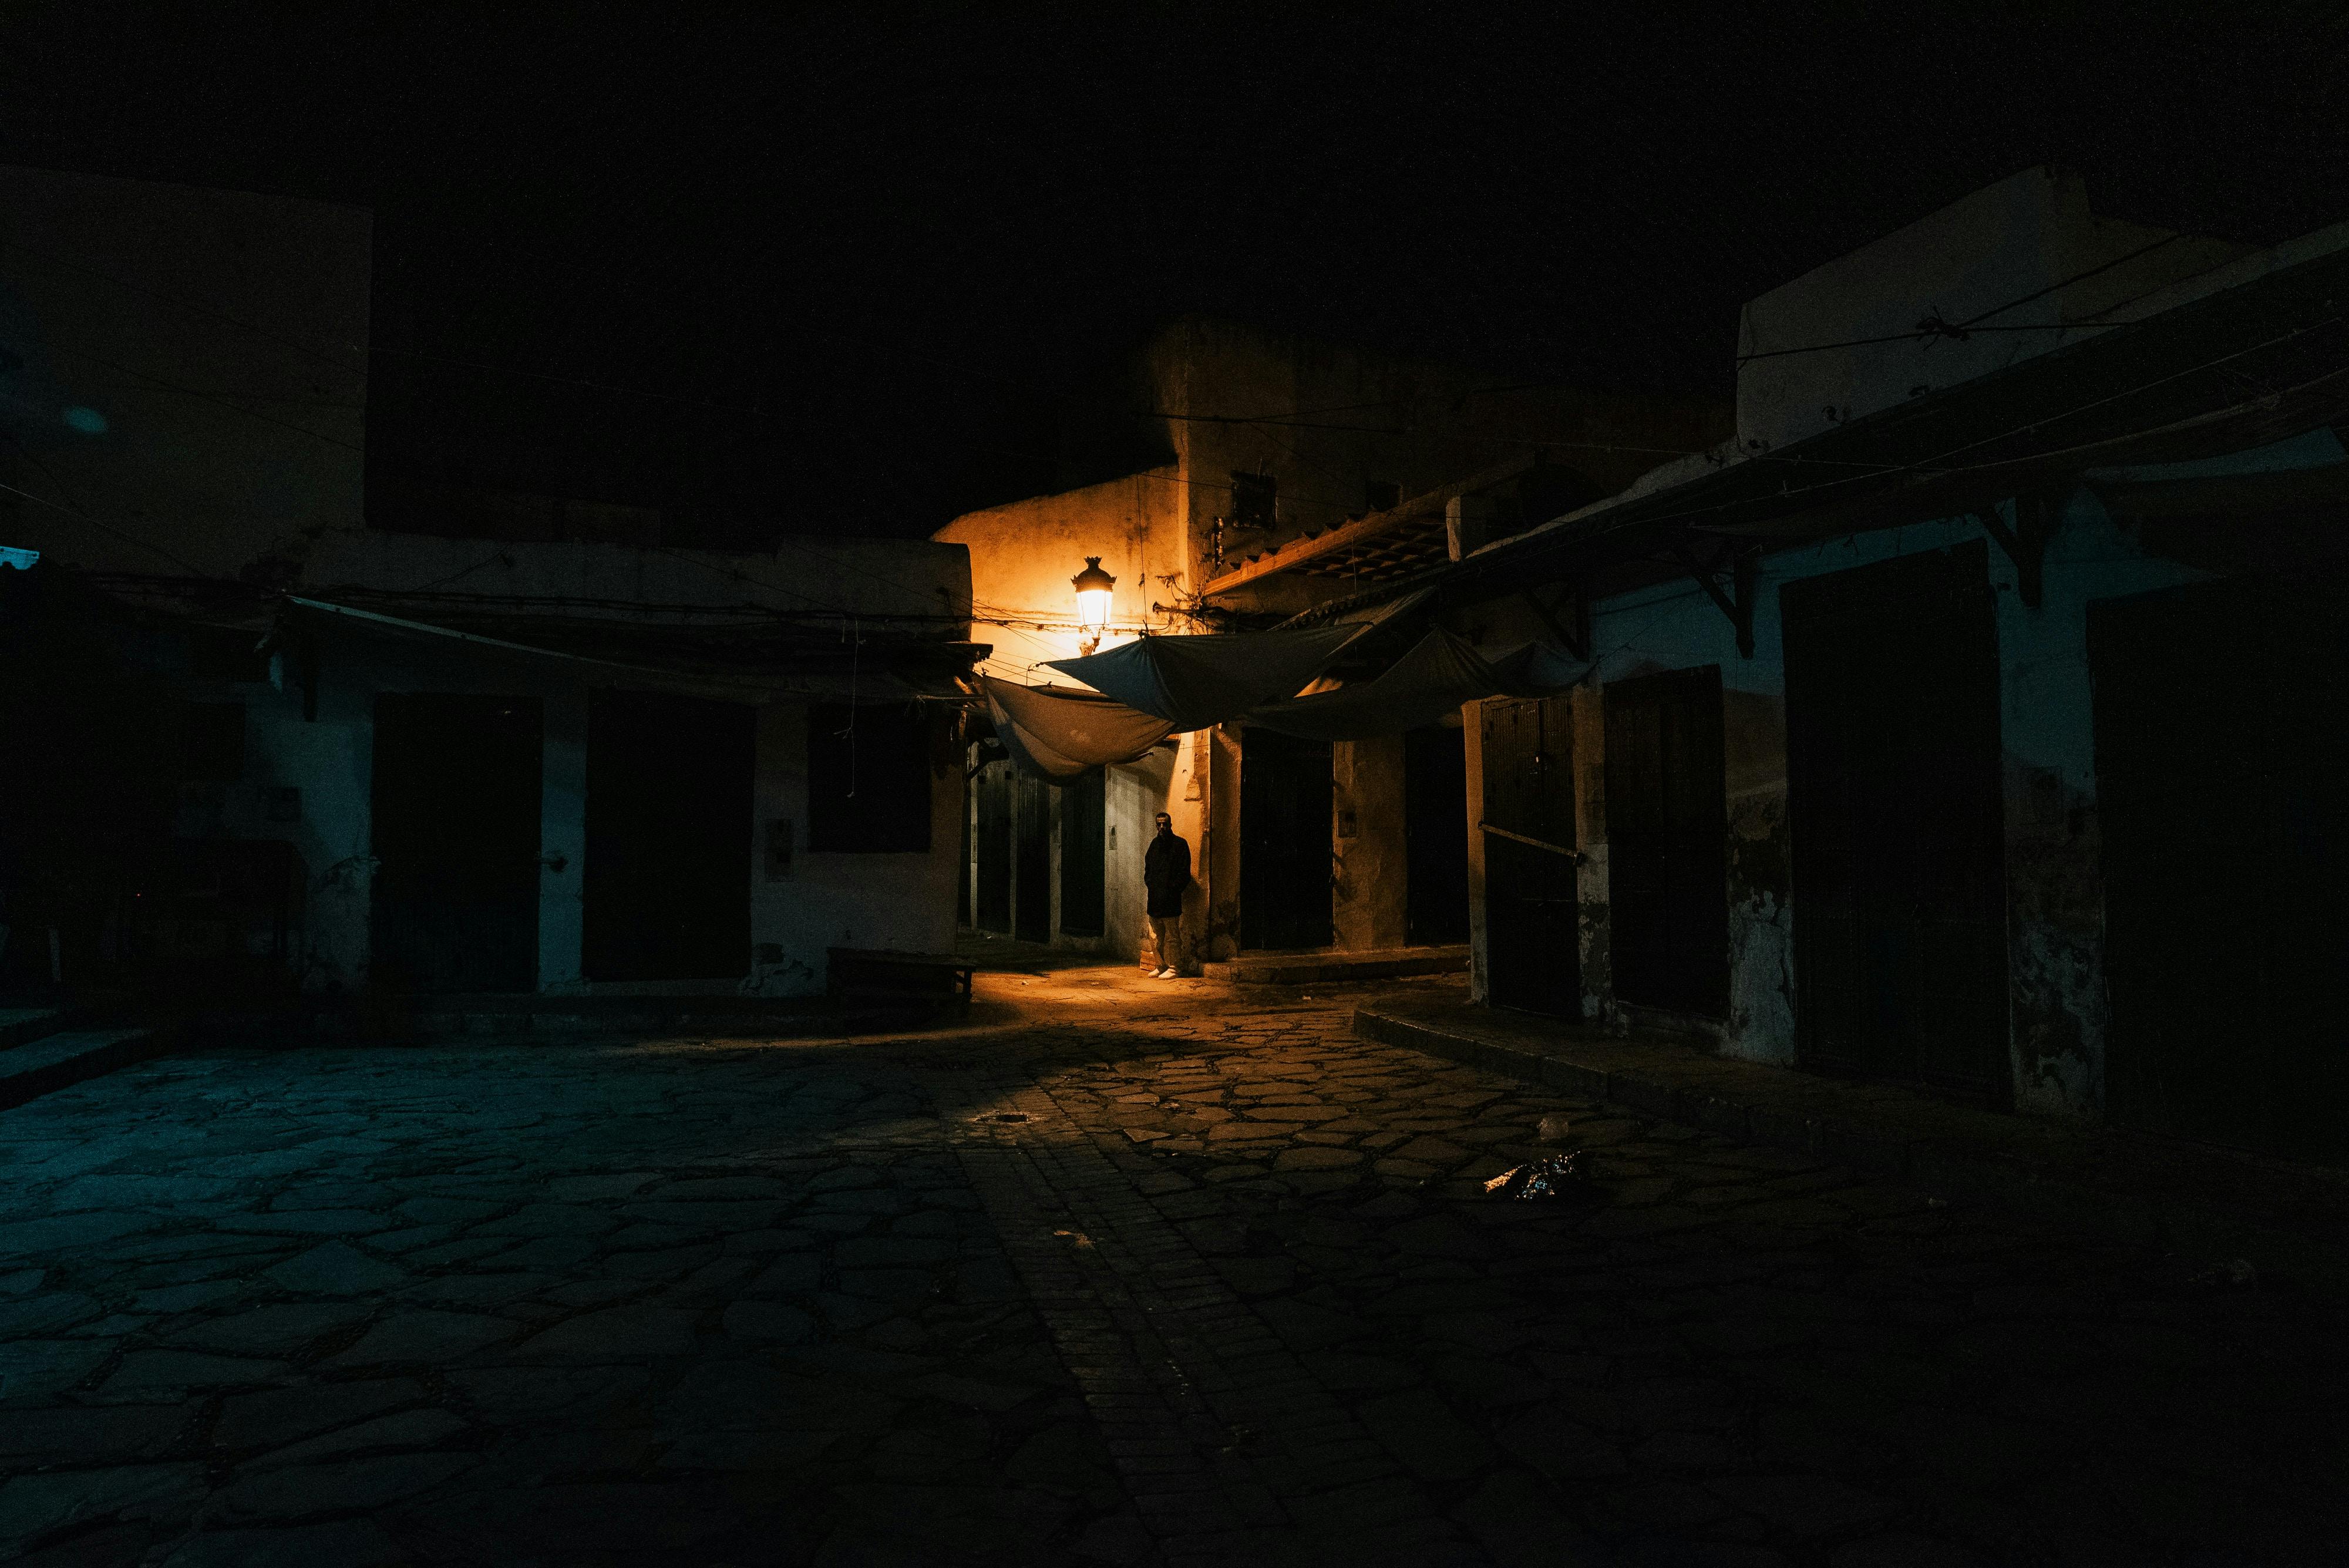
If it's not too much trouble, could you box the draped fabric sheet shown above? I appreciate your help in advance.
[1244,630,1584,740]
[983,598,1581,781]
[1041,622,1367,729]
[981,675,1174,783]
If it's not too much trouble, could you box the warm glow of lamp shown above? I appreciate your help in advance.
[1072,556,1116,654]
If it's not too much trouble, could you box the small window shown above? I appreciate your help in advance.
[1229,470,1276,531]
[1364,479,1400,514]
[178,703,245,781]
[807,704,931,853]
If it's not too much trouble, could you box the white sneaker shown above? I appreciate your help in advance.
[1154,967,1175,979]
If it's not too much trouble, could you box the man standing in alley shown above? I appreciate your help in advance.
[1143,809,1189,978]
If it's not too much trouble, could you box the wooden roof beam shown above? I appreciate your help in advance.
[1200,449,1542,597]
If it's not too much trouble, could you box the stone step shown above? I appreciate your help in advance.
[342,993,926,1041]
[0,1008,82,1051]
[1202,945,1469,986]
[0,1027,160,1111]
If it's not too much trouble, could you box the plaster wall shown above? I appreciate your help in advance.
[1569,682,1613,1024]
[1199,726,1239,965]
[1737,167,2247,455]
[1143,317,1727,615]
[224,629,574,998]
[189,624,958,999]
[0,165,371,580]
[1511,466,2347,1114]
[537,695,588,990]
[749,703,961,992]
[934,469,1183,682]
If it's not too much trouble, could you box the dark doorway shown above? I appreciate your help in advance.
[1782,542,2007,1093]
[1059,769,1106,938]
[2091,574,2349,1163]
[1404,725,1470,946]
[1479,696,1580,1015]
[583,692,753,982]
[1014,772,1052,942]
[975,761,1012,934]
[1241,728,1332,950]
[1604,666,1729,1015]
[371,694,541,992]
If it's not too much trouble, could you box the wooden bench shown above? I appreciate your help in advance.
[826,948,975,1012]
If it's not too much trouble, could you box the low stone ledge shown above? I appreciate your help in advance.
[1352,1002,2349,1288]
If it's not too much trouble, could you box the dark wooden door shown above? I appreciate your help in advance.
[583,692,753,982]
[1058,769,1106,937]
[1405,725,1470,946]
[1014,772,1052,942]
[1241,728,1332,950]
[1604,667,1729,1014]
[1480,696,1580,1015]
[2092,576,2349,1162]
[975,762,1012,933]
[371,694,541,992]
[1783,543,2006,1093]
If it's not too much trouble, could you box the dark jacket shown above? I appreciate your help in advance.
[1143,830,1189,917]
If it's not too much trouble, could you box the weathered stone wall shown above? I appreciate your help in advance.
[1569,682,1611,1022]
[1722,688,1795,1063]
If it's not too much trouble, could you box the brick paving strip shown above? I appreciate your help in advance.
[930,1057,1470,1567]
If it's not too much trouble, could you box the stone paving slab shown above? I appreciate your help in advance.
[1,1009,78,1051]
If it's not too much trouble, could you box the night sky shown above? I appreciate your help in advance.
[5,4,2344,539]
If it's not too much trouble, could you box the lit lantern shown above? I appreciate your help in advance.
[1071,556,1116,654]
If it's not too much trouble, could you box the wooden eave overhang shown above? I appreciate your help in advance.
[1199,450,1542,597]
[1277,227,2349,630]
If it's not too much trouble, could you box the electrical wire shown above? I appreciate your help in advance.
[1733,231,2195,365]
[41,342,365,452]
[0,476,206,574]
[1283,311,2349,626]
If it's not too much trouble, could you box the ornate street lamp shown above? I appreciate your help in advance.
[1072,556,1116,655]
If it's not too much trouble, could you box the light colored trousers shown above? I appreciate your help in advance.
[1148,913,1181,973]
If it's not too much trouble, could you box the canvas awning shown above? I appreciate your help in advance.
[1246,629,1583,739]
[981,675,1174,782]
[1039,621,1365,728]
[978,623,1583,781]
[1042,590,1429,727]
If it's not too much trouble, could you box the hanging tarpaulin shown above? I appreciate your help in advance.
[1486,640,1587,696]
[1244,629,1584,740]
[1042,589,1433,728]
[1041,623,1362,728]
[982,675,1174,783]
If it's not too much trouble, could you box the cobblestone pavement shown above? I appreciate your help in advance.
[2,975,2344,1566]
